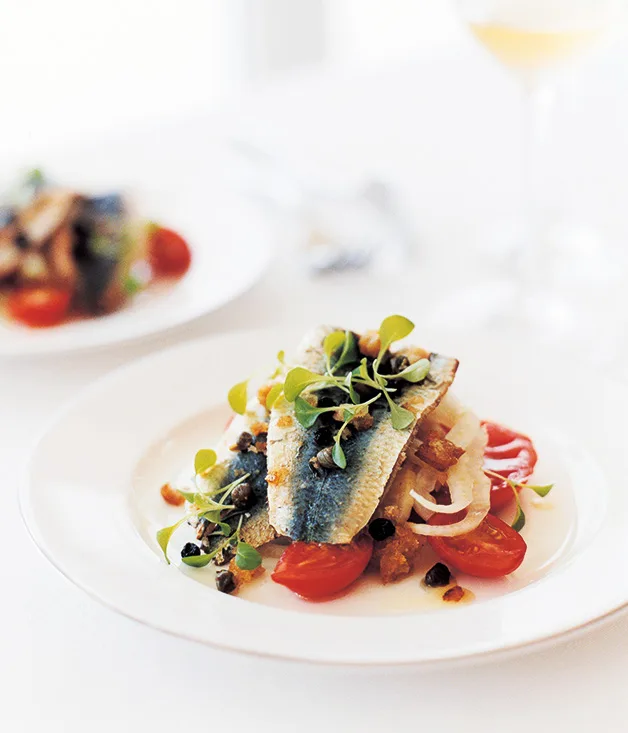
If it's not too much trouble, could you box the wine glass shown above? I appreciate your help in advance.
[449,0,623,353]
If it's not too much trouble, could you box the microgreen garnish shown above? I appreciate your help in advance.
[377,315,415,359]
[382,358,431,383]
[484,469,554,499]
[483,469,554,534]
[156,516,189,565]
[265,383,284,410]
[156,474,251,563]
[283,367,329,401]
[194,449,217,476]
[382,392,415,430]
[323,331,346,370]
[228,380,249,415]
[235,542,263,570]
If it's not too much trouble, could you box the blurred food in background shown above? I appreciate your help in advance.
[0,170,191,328]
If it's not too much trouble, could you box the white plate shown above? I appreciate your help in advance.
[0,194,271,356]
[20,328,628,665]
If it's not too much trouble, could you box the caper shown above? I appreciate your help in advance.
[316,446,336,469]
[389,354,410,375]
[235,432,253,451]
[231,482,255,510]
[216,570,237,594]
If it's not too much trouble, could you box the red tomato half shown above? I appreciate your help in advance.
[8,286,72,328]
[428,512,527,578]
[271,535,373,599]
[148,226,192,278]
[483,421,538,511]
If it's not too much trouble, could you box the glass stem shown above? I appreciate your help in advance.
[517,80,556,287]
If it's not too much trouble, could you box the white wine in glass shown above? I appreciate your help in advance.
[453,0,621,345]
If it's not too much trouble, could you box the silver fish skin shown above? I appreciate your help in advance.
[266,327,458,544]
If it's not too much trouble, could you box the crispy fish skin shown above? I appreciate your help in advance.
[266,328,458,544]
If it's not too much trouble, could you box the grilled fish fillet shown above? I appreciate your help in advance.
[266,327,458,544]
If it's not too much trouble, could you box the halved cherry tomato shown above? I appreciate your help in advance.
[7,286,72,328]
[428,512,527,578]
[483,421,537,511]
[271,535,373,599]
[148,226,192,278]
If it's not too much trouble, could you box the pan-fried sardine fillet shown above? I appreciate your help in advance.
[193,392,277,562]
[266,327,458,544]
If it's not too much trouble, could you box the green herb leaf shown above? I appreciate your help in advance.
[228,380,249,415]
[393,358,431,383]
[202,509,222,523]
[156,516,188,564]
[277,350,285,364]
[344,372,360,404]
[194,449,217,476]
[294,396,324,428]
[383,392,414,430]
[527,483,554,498]
[378,315,415,357]
[217,521,233,535]
[332,331,359,372]
[324,331,346,359]
[266,383,284,410]
[181,553,213,568]
[235,542,262,570]
[284,367,325,401]
[332,441,347,469]
[509,482,526,532]
[123,274,143,296]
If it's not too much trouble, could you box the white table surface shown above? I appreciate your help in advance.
[4,50,628,730]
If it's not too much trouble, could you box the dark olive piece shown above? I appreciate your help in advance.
[181,542,201,558]
[316,396,337,410]
[389,354,410,375]
[368,518,396,541]
[424,563,451,588]
[236,432,253,451]
[216,570,237,594]
[14,232,29,250]
[253,432,267,445]
[313,426,334,447]
[231,482,255,510]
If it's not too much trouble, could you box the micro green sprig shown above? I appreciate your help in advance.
[156,471,262,571]
[282,316,431,467]
[484,469,554,533]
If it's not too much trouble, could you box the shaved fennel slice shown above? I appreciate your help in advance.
[380,464,419,522]
[409,426,490,537]
[428,392,465,430]
[410,407,481,515]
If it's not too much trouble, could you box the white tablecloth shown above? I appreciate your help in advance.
[4,53,628,730]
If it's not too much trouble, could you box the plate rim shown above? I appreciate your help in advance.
[19,328,628,665]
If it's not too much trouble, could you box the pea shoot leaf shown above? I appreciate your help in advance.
[323,331,346,359]
[294,396,324,428]
[332,441,347,469]
[331,331,359,372]
[194,449,217,476]
[509,482,526,532]
[393,358,431,383]
[181,553,213,568]
[228,380,249,415]
[284,367,325,401]
[383,393,414,430]
[378,315,415,357]
[265,383,284,410]
[527,483,554,498]
[235,542,262,570]
[156,516,188,564]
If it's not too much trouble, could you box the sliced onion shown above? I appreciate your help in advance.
[428,392,465,430]
[446,410,481,450]
[380,464,418,522]
[409,426,490,537]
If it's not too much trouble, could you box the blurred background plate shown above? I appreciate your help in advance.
[0,182,272,356]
